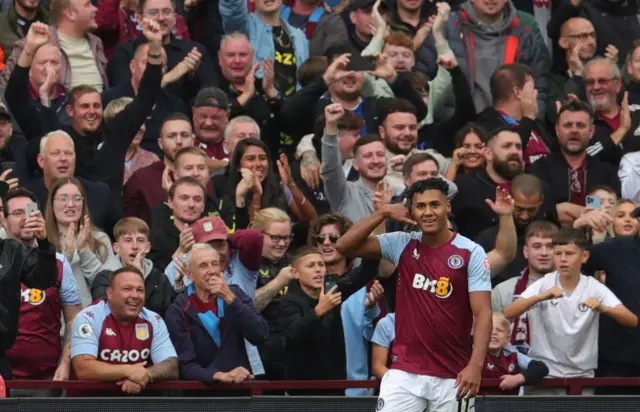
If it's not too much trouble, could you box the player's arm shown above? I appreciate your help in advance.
[371,343,389,380]
[487,214,517,277]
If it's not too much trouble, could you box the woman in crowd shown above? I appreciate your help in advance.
[229,138,317,223]
[444,123,488,182]
[45,178,113,307]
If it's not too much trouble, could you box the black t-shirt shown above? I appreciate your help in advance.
[271,26,297,96]
[287,10,310,31]
[16,15,36,36]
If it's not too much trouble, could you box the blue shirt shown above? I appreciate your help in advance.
[58,253,81,306]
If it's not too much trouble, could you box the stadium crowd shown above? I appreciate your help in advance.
[0,0,640,408]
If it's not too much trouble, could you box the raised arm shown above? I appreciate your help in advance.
[503,286,562,320]
[485,188,516,277]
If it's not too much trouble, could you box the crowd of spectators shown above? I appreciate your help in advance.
[0,0,640,400]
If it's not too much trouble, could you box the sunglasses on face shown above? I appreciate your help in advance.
[315,233,340,244]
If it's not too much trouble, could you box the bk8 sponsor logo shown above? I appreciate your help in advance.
[412,274,453,298]
[21,288,46,305]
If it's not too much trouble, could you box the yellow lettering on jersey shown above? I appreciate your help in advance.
[260,269,271,278]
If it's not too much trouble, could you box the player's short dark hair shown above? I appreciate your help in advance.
[405,178,449,209]
[511,174,543,198]
[353,134,384,157]
[557,99,594,123]
[551,228,590,250]
[291,246,322,267]
[524,220,559,242]
[587,184,616,197]
[3,187,38,218]
[490,63,533,104]
[108,266,145,288]
[402,152,440,180]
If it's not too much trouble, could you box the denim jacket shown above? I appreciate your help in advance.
[219,0,309,86]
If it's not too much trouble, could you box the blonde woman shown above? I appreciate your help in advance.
[249,207,295,381]
[45,177,113,306]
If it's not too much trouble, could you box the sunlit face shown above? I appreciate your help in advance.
[219,37,254,84]
[460,132,485,169]
[114,231,150,267]
[353,141,387,181]
[239,145,269,182]
[379,112,418,155]
[410,189,450,235]
[226,121,259,155]
[158,120,194,162]
[553,243,589,276]
[193,107,229,144]
[107,271,145,321]
[70,0,98,32]
[613,202,639,237]
[67,92,102,135]
[52,183,84,226]
[29,44,62,91]
[523,234,554,275]
[188,247,221,293]
[383,43,414,72]
[315,223,343,265]
[489,315,511,351]
[37,134,76,180]
[168,183,205,225]
[486,131,524,180]
[585,61,621,113]
[404,159,439,187]
[294,253,326,292]
[5,196,36,243]
[175,152,209,188]
[591,189,617,216]
[138,0,176,38]
[262,221,292,262]
[512,191,542,227]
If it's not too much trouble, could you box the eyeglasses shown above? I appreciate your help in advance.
[54,195,84,204]
[8,209,26,218]
[565,31,596,41]
[585,77,616,87]
[264,232,293,243]
[314,233,340,244]
[145,8,174,17]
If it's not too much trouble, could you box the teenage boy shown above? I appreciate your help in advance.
[504,228,637,394]
[91,218,175,318]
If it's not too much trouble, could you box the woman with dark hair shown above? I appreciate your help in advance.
[229,138,317,223]
[45,177,113,307]
[444,122,489,182]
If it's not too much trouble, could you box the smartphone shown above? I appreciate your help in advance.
[346,55,375,72]
[25,202,38,217]
[324,273,340,293]
[585,195,601,210]
[2,162,16,179]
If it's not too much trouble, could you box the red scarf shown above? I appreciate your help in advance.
[569,161,587,206]
[511,267,531,347]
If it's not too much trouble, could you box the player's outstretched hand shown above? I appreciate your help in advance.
[455,364,481,399]
[381,200,417,226]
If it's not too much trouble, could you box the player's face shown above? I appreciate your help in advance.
[410,190,450,235]
[189,247,222,291]
[523,235,554,275]
[489,317,510,351]
[114,232,150,267]
[108,271,145,320]
[553,243,589,277]
[315,223,343,265]
[294,253,326,292]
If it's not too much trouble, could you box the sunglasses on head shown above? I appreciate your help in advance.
[314,233,340,244]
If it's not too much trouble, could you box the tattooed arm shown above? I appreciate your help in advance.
[254,267,293,311]
[147,357,179,382]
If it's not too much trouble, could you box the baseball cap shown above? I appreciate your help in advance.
[193,87,229,110]
[192,216,228,244]
[350,0,376,9]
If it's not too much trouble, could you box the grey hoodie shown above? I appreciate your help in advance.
[459,0,517,112]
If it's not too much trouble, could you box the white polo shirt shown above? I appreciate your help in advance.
[520,271,621,378]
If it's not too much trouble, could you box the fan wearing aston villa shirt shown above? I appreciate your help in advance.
[69,267,178,396]
[336,178,493,412]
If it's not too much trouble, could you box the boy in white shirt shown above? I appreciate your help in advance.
[504,228,637,395]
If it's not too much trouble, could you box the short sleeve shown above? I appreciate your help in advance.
[148,311,178,364]
[467,246,491,293]
[70,308,101,359]
[60,257,81,306]
[371,313,396,348]
[376,232,421,265]
[520,277,545,300]
[596,280,622,309]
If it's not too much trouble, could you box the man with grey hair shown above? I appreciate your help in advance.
[25,130,123,238]
[164,242,268,383]
[224,115,260,156]
[582,57,630,166]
